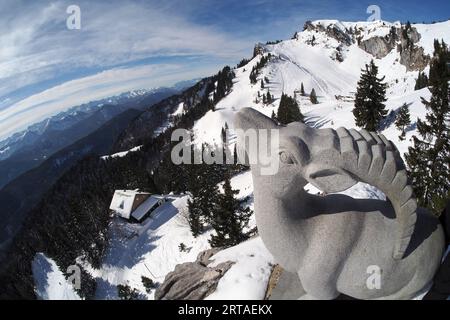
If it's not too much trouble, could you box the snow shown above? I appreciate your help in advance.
[172,102,185,116]
[0,146,10,154]
[87,172,257,300]
[414,21,450,56]
[192,19,448,153]
[89,195,213,299]
[101,145,142,160]
[205,237,274,300]
[36,19,449,300]
[32,253,81,300]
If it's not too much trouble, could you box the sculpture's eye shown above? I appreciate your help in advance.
[279,151,294,164]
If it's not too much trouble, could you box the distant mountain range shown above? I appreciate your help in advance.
[0,108,142,252]
[0,80,197,189]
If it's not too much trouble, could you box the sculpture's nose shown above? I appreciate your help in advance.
[234,108,278,131]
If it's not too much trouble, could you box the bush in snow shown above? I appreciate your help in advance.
[415,71,429,90]
[141,276,158,293]
[179,243,187,252]
[117,284,140,300]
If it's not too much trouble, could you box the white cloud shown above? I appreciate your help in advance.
[0,1,251,98]
[0,0,254,140]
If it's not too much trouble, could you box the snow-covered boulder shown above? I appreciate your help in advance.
[155,248,233,300]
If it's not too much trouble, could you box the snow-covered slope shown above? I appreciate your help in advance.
[192,19,449,155]
[32,253,81,300]
[101,145,143,160]
[88,195,213,300]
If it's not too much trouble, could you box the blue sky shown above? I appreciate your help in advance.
[0,0,449,140]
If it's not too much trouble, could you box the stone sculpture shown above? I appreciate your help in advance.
[234,107,445,300]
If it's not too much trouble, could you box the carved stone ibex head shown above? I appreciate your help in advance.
[234,108,445,300]
[235,108,416,259]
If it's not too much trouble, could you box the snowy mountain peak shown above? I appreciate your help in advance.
[296,19,450,68]
[306,19,401,32]
[192,19,449,151]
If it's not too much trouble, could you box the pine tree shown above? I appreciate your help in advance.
[266,91,273,104]
[261,79,265,89]
[429,39,448,85]
[187,187,204,237]
[186,147,221,236]
[233,144,238,165]
[249,72,257,84]
[214,66,234,103]
[141,276,157,293]
[221,126,227,144]
[395,103,411,140]
[405,40,449,214]
[414,71,429,90]
[353,60,388,131]
[209,171,252,248]
[117,284,139,300]
[271,110,277,121]
[277,93,304,125]
[310,88,318,104]
[300,83,305,96]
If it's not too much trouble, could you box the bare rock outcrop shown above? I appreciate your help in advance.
[154,248,234,300]
[303,21,430,71]
[303,20,353,46]
[358,25,429,71]
[253,43,266,58]
[359,35,397,59]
